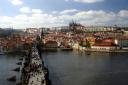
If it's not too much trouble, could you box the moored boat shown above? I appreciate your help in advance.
[60,45,73,51]
[61,47,73,51]
[42,47,58,52]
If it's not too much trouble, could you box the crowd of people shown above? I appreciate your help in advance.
[21,46,47,85]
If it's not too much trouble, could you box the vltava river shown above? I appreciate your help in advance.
[0,54,19,85]
[0,51,128,85]
[42,50,128,85]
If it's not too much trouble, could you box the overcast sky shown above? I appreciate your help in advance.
[0,0,128,29]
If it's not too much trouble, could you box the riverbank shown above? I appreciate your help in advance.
[73,46,128,53]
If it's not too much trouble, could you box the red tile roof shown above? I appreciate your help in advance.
[93,42,114,47]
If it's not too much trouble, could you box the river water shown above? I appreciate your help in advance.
[0,54,19,85]
[42,50,128,85]
[0,51,128,85]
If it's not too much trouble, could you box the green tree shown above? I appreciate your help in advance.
[86,40,91,48]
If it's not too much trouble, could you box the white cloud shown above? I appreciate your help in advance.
[15,14,29,22]
[73,10,116,21]
[118,10,128,17]
[52,11,58,14]
[20,7,31,13]
[20,7,43,14]
[0,10,128,29]
[60,9,78,14]
[72,10,117,25]
[66,0,104,3]
[0,13,63,29]
[32,9,43,14]
[65,0,69,1]
[9,0,23,5]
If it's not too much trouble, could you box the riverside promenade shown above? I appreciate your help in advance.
[20,45,48,85]
[73,45,128,53]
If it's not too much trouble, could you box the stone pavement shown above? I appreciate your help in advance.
[28,47,46,85]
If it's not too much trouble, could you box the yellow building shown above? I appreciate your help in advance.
[86,37,96,46]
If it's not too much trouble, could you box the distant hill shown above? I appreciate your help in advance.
[0,28,22,37]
